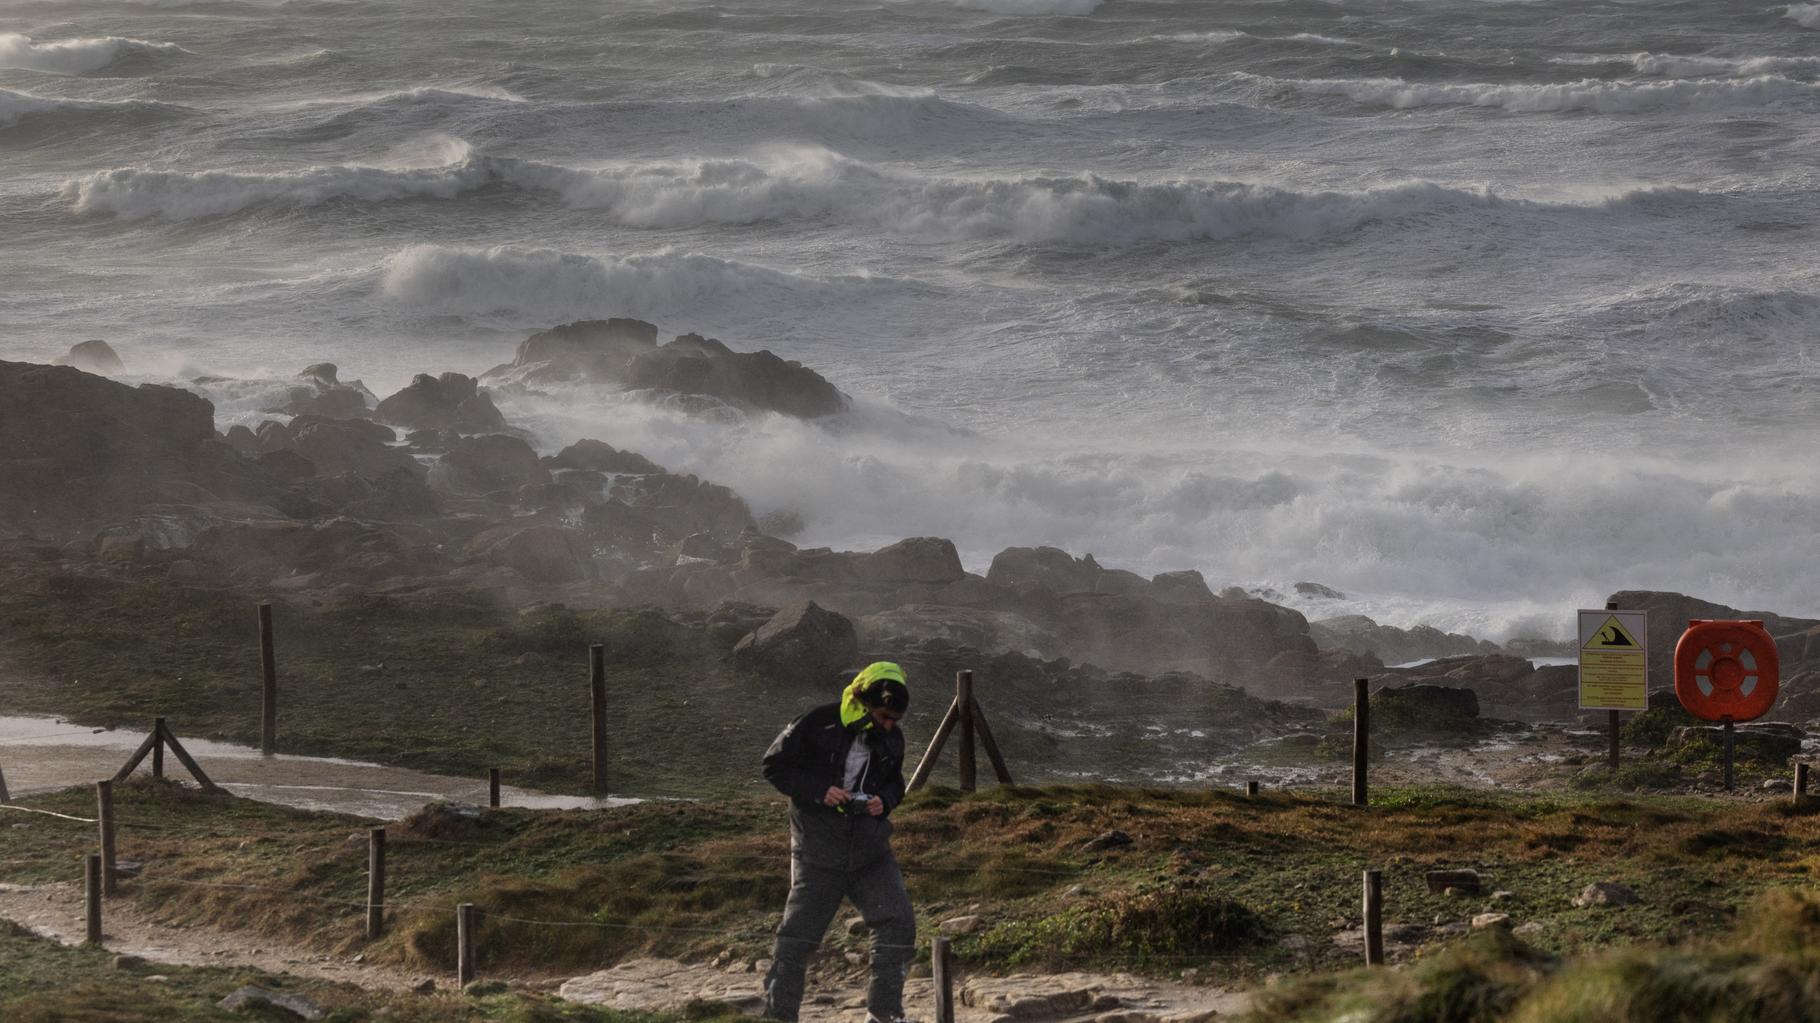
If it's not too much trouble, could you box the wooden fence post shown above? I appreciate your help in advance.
[152,717,165,779]
[85,854,102,944]
[1362,869,1383,966]
[259,603,277,755]
[366,827,386,940]
[1245,780,1260,798]
[488,769,501,809]
[1352,678,1370,808]
[931,935,955,1023]
[590,645,607,795]
[1796,762,1810,808]
[457,903,477,986]
[0,759,9,804]
[96,780,116,897]
[957,671,977,793]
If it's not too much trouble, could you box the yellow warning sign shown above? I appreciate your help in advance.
[1579,609,1648,711]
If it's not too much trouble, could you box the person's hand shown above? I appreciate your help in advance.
[866,796,885,817]
[823,786,851,807]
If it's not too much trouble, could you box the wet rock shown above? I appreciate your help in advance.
[285,363,374,418]
[375,373,506,434]
[1151,570,1215,604]
[733,601,859,685]
[547,438,666,476]
[1310,614,1495,665]
[113,954,145,970]
[988,546,1104,598]
[1574,881,1638,908]
[53,339,125,375]
[287,416,417,479]
[428,434,550,495]
[501,318,661,385]
[626,343,847,419]
[1294,581,1345,600]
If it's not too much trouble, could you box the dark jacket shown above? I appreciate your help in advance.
[763,702,907,870]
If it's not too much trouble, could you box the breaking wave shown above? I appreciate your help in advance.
[62,143,1717,247]
[1788,4,1820,29]
[0,32,188,74]
[1264,73,1820,112]
[1622,52,1820,77]
[376,243,860,322]
[0,87,188,128]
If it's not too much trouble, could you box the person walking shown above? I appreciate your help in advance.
[761,661,915,1023]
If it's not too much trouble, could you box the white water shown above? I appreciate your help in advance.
[3,0,1819,641]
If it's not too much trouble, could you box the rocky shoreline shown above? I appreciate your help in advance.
[7,325,1820,757]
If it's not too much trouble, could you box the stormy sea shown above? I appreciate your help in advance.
[4,0,1818,641]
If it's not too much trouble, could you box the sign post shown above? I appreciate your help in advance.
[1580,609,1648,770]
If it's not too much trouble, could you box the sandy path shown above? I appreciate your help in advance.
[0,880,428,991]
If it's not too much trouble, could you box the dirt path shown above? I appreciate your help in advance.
[0,881,1251,1018]
[0,880,429,991]
[558,958,1249,1022]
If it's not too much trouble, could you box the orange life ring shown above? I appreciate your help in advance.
[1673,620,1780,722]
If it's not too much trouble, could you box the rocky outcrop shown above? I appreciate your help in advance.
[547,439,666,476]
[1310,614,1496,665]
[53,340,125,375]
[988,547,1104,598]
[285,416,418,478]
[487,320,848,419]
[374,372,506,434]
[0,361,279,534]
[863,537,966,586]
[427,435,550,495]
[1607,590,1820,690]
[284,363,374,419]
[464,525,595,584]
[733,601,859,685]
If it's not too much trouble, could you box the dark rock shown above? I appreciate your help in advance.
[605,472,753,540]
[256,449,316,481]
[374,373,507,434]
[1376,683,1481,722]
[464,525,595,584]
[505,318,660,383]
[53,340,126,375]
[732,600,859,684]
[987,546,1102,598]
[625,345,846,419]
[284,363,375,418]
[287,416,418,479]
[1311,614,1495,664]
[428,435,550,495]
[863,537,965,586]
[0,361,274,534]
[547,438,666,476]
[1152,570,1215,604]
[1294,581,1346,600]
[222,424,260,456]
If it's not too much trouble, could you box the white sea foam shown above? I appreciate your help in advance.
[376,243,858,323]
[62,143,1711,247]
[1788,4,1820,28]
[0,87,183,127]
[1268,73,1820,112]
[0,32,188,74]
[957,0,1103,15]
[1623,52,1820,77]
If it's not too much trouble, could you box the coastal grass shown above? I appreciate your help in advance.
[8,780,1820,985]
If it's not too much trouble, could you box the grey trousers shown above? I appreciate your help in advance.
[763,851,915,1022]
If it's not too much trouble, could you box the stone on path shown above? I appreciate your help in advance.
[217,985,326,1021]
[1574,882,1639,908]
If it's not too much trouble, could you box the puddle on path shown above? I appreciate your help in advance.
[0,715,637,819]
